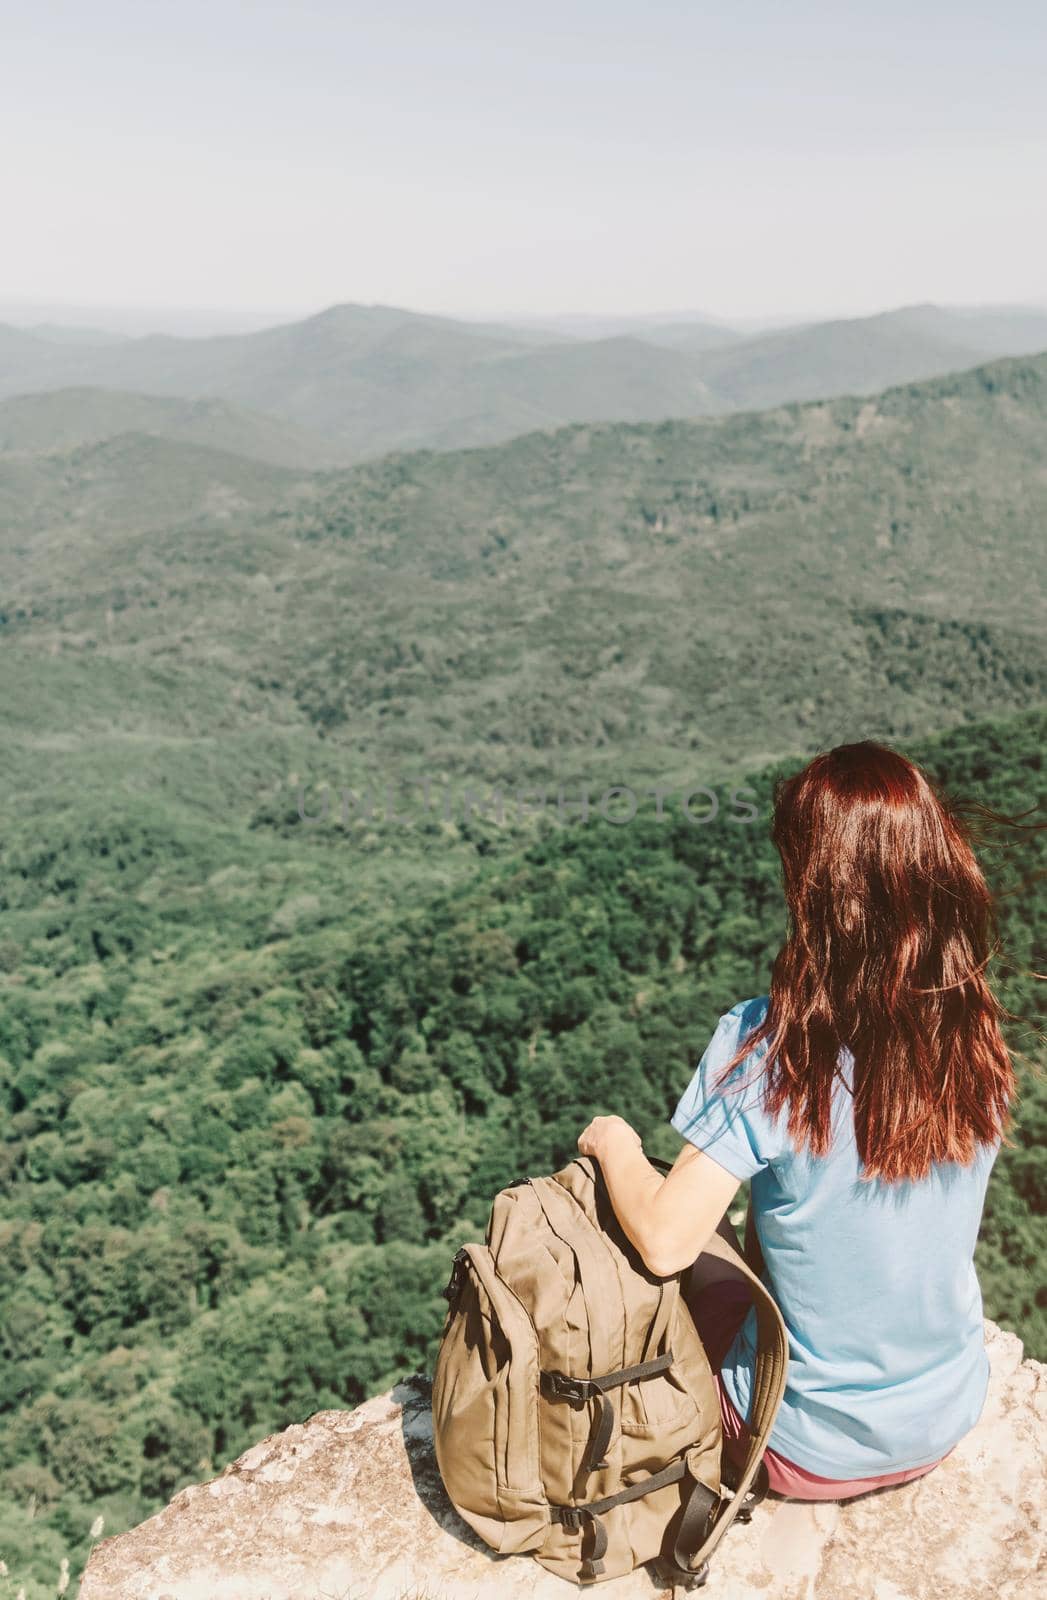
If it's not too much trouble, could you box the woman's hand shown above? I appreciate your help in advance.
[576,1120,743,1277]
[577,1114,643,1164]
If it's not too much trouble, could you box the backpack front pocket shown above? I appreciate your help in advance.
[466,1244,543,1494]
[432,1243,547,1551]
[631,1354,704,1427]
[617,1351,713,1476]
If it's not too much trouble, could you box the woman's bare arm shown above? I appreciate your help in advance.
[576,1113,742,1275]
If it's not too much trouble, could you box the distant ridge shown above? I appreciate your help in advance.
[0,302,715,460]
[0,387,336,469]
[0,299,1045,466]
[492,308,742,349]
[0,427,307,542]
[26,322,131,346]
[680,303,1047,411]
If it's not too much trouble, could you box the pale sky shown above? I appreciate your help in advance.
[3,0,1046,326]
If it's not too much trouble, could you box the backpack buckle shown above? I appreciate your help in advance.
[442,1248,468,1303]
[541,1370,595,1405]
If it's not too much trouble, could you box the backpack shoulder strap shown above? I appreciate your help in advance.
[675,1218,787,1575]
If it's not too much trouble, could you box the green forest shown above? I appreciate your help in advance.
[1,353,1045,1594]
[0,705,1043,1597]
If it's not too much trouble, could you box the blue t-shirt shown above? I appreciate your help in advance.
[670,995,999,1477]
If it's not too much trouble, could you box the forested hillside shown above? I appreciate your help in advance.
[0,707,1042,1595]
[3,354,1046,837]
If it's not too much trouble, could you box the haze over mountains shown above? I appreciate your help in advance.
[1,299,1046,467]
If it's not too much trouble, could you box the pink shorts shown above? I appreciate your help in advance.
[691,1278,952,1501]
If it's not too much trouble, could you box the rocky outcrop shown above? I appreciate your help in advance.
[79,1319,1044,1600]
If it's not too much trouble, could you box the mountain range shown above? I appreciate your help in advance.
[4,349,1045,832]
[2,299,1046,466]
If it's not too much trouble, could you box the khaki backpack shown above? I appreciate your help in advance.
[432,1154,788,1588]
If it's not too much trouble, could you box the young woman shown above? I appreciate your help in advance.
[577,738,1022,1501]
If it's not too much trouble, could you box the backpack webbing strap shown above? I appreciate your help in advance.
[666,1457,768,1585]
[541,1350,675,1474]
[550,1456,690,1581]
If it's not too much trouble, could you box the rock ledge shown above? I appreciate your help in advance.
[79,1319,1045,1600]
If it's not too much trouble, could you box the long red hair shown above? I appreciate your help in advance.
[714,739,1023,1183]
